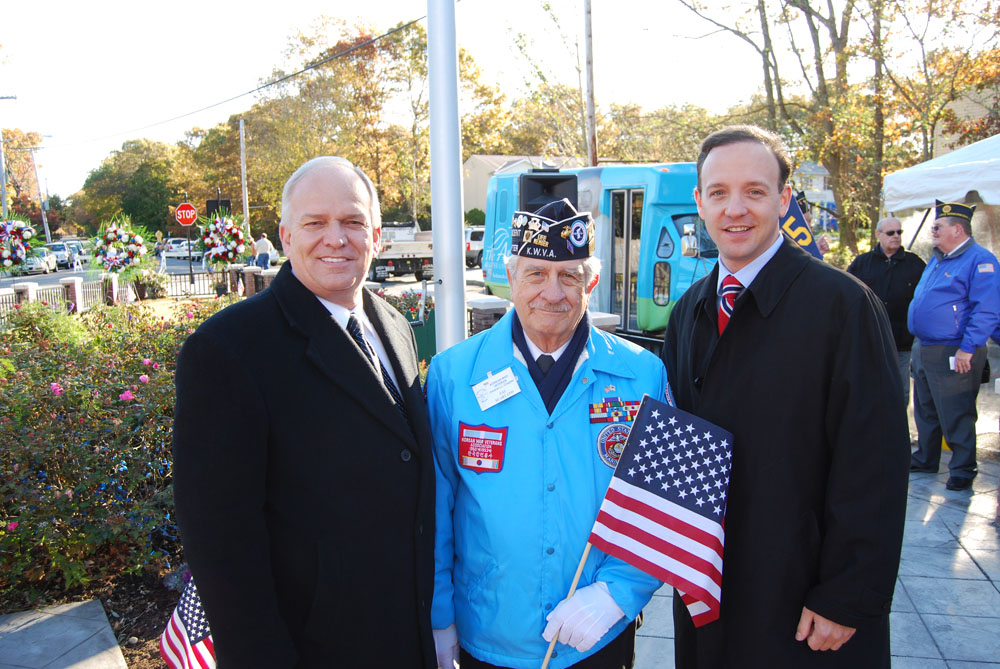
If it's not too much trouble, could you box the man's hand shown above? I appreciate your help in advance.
[954,349,973,374]
[816,235,831,256]
[542,581,625,653]
[795,607,856,651]
[433,624,459,669]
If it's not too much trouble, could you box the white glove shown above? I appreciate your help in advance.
[542,581,625,653]
[433,624,459,669]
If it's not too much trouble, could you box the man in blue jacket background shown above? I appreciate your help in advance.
[908,200,1000,490]
[427,199,670,669]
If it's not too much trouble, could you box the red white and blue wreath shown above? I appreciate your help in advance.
[200,216,248,265]
[0,218,35,269]
[93,221,149,273]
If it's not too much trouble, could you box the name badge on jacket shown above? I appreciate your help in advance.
[472,367,520,411]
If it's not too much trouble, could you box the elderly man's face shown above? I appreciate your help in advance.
[931,217,966,255]
[877,219,903,256]
[507,257,597,352]
[279,165,380,309]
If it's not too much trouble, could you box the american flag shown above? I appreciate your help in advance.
[588,396,733,626]
[160,578,216,669]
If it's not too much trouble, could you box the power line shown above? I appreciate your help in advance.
[48,15,427,149]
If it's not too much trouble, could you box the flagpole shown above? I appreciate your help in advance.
[541,542,592,669]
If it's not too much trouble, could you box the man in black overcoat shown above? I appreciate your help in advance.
[661,126,909,667]
[172,157,436,667]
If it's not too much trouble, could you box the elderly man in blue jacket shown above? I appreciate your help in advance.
[908,200,1000,490]
[427,199,669,669]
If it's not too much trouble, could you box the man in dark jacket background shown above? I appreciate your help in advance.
[662,125,909,668]
[847,216,926,407]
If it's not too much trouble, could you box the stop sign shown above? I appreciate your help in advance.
[175,203,197,227]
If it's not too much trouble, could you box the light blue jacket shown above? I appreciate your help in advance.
[907,239,1000,352]
[427,310,668,669]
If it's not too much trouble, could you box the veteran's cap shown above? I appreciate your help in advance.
[935,199,976,222]
[795,191,809,211]
[510,198,595,261]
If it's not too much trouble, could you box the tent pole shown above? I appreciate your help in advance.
[907,209,931,250]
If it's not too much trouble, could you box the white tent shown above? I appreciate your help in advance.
[884,133,1000,212]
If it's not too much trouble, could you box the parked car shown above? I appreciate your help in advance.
[161,237,203,260]
[465,226,484,268]
[66,240,87,266]
[45,242,71,269]
[23,249,58,274]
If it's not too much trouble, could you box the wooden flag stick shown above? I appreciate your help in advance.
[540,542,592,669]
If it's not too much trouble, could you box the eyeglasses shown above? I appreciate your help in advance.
[881,230,902,236]
[931,224,951,231]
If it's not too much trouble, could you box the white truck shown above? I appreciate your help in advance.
[369,221,434,281]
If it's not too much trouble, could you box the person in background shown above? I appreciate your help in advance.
[662,125,908,668]
[173,157,436,667]
[907,200,1000,491]
[847,216,926,407]
[796,190,831,255]
[254,232,275,269]
[427,199,668,669]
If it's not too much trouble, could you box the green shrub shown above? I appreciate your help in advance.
[0,299,226,609]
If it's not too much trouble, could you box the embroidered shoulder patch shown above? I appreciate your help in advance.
[977,263,994,273]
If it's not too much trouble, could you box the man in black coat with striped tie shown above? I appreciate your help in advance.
[172,157,435,668]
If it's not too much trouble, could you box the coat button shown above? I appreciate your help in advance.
[693,376,703,388]
[400,449,412,462]
[546,422,554,429]
[546,547,554,555]
[545,603,553,611]
[547,484,555,492]
[418,523,424,535]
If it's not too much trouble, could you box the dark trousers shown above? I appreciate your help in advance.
[459,620,638,669]
[910,340,985,476]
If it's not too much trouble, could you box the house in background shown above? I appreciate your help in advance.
[463,155,585,215]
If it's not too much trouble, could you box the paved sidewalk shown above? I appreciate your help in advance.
[0,600,126,668]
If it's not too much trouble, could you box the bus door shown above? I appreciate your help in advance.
[609,188,644,332]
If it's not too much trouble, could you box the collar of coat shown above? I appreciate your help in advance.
[267,262,419,446]
[695,237,813,321]
[469,308,644,386]
[932,236,976,262]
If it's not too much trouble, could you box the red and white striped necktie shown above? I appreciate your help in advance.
[718,275,743,334]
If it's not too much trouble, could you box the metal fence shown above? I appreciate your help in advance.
[36,285,70,313]
[0,289,17,326]
[81,280,103,311]
[165,271,228,297]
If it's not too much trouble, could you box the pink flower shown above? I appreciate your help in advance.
[152,362,160,370]
[139,374,149,384]
[186,311,193,318]
[5,522,17,531]
[119,390,134,401]
[142,358,152,366]
[50,382,64,396]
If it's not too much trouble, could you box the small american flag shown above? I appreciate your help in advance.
[588,396,733,626]
[160,578,216,669]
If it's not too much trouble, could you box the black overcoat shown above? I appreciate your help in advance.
[662,240,909,668]
[173,263,436,668]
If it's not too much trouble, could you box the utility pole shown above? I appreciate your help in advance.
[239,119,250,232]
[29,148,51,243]
[583,0,598,166]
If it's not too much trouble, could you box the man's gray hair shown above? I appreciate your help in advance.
[505,254,602,284]
[280,157,381,228]
[876,217,901,233]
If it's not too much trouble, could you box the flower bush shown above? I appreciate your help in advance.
[199,211,248,267]
[0,298,230,609]
[0,217,35,269]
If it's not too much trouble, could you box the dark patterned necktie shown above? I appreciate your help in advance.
[346,314,408,419]
[718,275,743,334]
[536,354,555,375]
